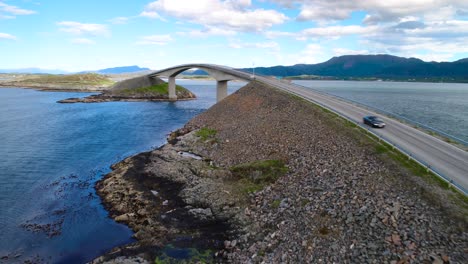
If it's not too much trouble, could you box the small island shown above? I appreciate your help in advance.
[58,75,196,103]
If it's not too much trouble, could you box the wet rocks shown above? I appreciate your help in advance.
[188,208,214,222]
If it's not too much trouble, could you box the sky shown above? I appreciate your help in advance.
[1,0,468,71]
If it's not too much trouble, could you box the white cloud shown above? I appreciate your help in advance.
[71,38,95,45]
[333,48,370,56]
[229,41,280,51]
[265,25,378,41]
[180,26,237,37]
[109,17,129,24]
[301,25,378,38]
[0,32,16,40]
[264,31,295,39]
[0,2,36,16]
[142,0,287,32]
[140,10,166,21]
[0,14,14,19]
[57,21,110,37]
[293,44,328,64]
[367,19,468,52]
[136,34,173,45]
[263,1,468,63]
[270,0,468,23]
[410,53,454,62]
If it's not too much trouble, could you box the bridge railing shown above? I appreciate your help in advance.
[265,80,467,195]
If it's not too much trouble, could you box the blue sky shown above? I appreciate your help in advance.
[1,0,467,71]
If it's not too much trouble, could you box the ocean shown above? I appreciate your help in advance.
[0,80,244,263]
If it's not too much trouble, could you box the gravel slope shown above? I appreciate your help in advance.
[183,81,467,263]
[96,81,467,263]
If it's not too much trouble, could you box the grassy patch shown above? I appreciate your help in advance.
[237,178,264,194]
[195,127,217,141]
[374,144,389,154]
[271,199,281,208]
[226,160,288,204]
[230,159,288,184]
[154,244,214,263]
[120,83,187,95]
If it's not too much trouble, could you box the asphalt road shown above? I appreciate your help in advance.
[255,76,468,194]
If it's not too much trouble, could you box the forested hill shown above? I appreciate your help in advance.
[240,55,468,81]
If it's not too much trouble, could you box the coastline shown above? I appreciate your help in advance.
[93,132,242,263]
[93,81,467,263]
[57,96,196,103]
[0,84,107,92]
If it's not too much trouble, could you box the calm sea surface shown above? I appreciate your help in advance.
[294,80,468,143]
[1,80,467,262]
[0,80,244,263]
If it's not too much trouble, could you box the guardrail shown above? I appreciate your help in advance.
[292,82,468,147]
[263,79,467,195]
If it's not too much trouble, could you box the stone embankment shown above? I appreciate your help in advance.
[95,81,467,263]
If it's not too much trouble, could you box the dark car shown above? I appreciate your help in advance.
[363,116,386,128]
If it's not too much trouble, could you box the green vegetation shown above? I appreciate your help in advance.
[120,83,187,95]
[271,199,281,208]
[374,140,452,189]
[239,180,264,194]
[154,244,214,263]
[226,160,288,201]
[195,127,217,141]
[14,73,114,86]
[230,159,288,184]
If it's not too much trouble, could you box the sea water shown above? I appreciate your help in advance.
[0,80,244,263]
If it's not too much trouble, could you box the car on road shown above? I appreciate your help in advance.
[363,116,386,128]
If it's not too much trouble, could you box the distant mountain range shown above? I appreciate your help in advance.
[0,65,151,75]
[181,69,209,75]
[91,65,151,74]
[0,68,68,74]
[241,55,468,81]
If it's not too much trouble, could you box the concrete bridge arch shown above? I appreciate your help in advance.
[148,64,252,102]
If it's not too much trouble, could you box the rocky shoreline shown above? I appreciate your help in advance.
[93,131,244,263]
[0,83,107,92]
[94,81,467,263]
[57,94,196,103]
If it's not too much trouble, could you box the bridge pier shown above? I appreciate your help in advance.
[168,76,177,100]
[217,80,228,102]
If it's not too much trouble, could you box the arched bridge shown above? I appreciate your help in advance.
[148,64,253,102]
